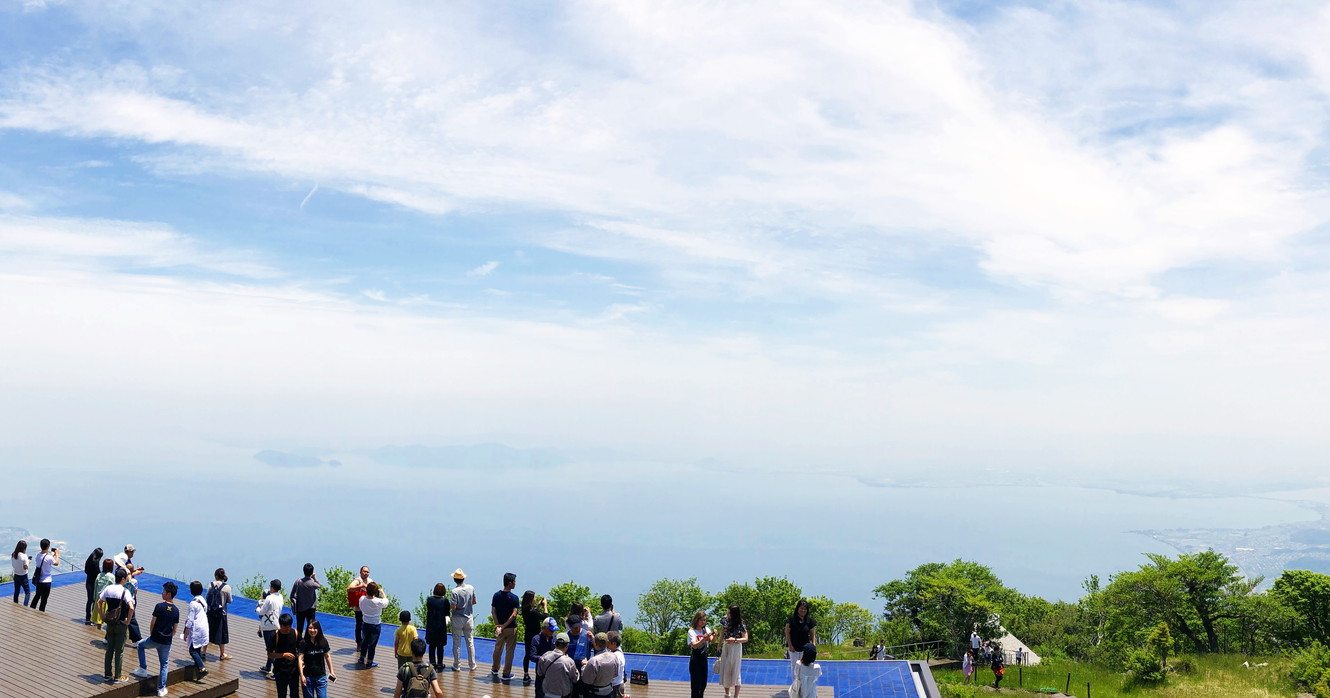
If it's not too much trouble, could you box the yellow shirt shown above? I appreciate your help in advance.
[395,624,418,657]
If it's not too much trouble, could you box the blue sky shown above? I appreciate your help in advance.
[3,0,1330,484]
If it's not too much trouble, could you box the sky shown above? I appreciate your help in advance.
[3,0,1330,487]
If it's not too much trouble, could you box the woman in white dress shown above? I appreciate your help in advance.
[718,605,748,698]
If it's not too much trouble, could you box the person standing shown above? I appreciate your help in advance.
[396,610,419,669]
[565,614,593,671]
[395,638,444,698]
[257,580,285,678]
[28,538,59,612]
[84,547,104,624]
[113,544,143,579]
[124,569,145,646]
[718,605,748,698]
[424,583,451,672]
[270,614,301,698]
[520,591,549,684]
[130,581,179,697]
[206,568,233,661]
[580,633,617,698]
[9,540,30,606]
[92,558,115,628]
[970,629,981,659]
[990,650,1005,690]
[593,595,623,634]
[607,631,627,698]
[1015,647,1024,666]
[491,572,520,683]
[537,633,579,698]
[795,644,821,698]
[530,618,559,698]
[358,581,390,667]
[292,563,322,638]
[783,599,817,697]
[298,619,336,698]
[347,566,373,654]
[688,611,715,698]
[961,649,973,684]
[99,567,135,683]
[183,581,210,681]
[449,569,477,671]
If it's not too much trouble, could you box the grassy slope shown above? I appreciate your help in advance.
[932,655,1296,698]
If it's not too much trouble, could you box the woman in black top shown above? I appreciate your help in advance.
[298,620,336,698]
[84,548,104,624]
[424,583,451,671]
[519,590,548,684]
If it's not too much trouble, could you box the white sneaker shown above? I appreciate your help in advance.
[131,669,152,679]
[157,689,168,697]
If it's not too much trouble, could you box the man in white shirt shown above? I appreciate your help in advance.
[99,568,135,683]
[449,569,477,672]
[607,631,627,698]
[28,538,60,612]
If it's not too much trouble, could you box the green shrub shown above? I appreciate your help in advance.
[1291,641,1330,691]
[1124,647,1165,683]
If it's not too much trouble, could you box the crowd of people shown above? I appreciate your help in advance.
[964,629,1012,689]
[8,542,830,698]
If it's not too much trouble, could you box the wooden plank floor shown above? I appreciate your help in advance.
[0,583,830,698]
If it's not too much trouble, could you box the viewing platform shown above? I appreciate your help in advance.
[0,573,938,698]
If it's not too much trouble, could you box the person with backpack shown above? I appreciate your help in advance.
[9,540,30,606]
[98,567,136,683]
[206,568,233,661]
[183,581,210,680]
[257,579,285,678]
[425,583,451,672]
[92,558,115,628]
[537,632,579,698]
[449,569,478,671]
[298,619,336,698]
[269,613,301,698]
[130,581,179,697]
[28,538,59,612]
[395,638,443,698]
[358,581,390,667]
[347,565,373,653]
[593,595,623,634]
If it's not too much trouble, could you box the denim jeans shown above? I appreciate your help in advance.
[11,574,30,604]
[276,672,300,698]
[189,645,206,671]
[137,638,172,692]
[262,630,277,672]
[302,674,328,698]
[360,623,382,664]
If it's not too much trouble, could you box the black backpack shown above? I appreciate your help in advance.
[400,661,434,698]
[206,583,226,613]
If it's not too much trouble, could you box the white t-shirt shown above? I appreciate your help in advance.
[796,663,822,698]
[10,552,28,576]
[359,594,389,625]
[33,552,55,582]
[611,649,626,686]
[256,593,284,631]
[688,626,710,652]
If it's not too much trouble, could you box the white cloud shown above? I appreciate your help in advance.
[467,260,500,277]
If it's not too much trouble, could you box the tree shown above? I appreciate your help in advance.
[548,580,595,623]
[637,577,712,637]
[1147,622,1172,671]
[1103,551,1254,654]
[874,560,1014,654]
[1271,570,1330,646]
[811,598,875,645]
[713,576,803,651]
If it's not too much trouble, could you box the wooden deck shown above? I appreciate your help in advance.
[0,582,830,698]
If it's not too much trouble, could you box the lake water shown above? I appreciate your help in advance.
[4,461,1318,619]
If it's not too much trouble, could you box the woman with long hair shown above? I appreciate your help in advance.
[519,590,549,684]
[962,648,974,685]
[425,582,451,671]
[84,547,104,624]
[796,643,822,698]
[718,605,748,698]
[688,610,716,698]
[10,540,30,606]
[297,619,336,698]
[92,558,115,627]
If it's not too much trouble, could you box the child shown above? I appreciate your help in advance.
[962,649,974,685]
[797,643,821,698]
[396,611,419,669]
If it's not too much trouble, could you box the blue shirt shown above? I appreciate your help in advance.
[492,590,520,629]
[568,630,593,664]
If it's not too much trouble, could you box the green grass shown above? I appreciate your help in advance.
[932,654,1296,698]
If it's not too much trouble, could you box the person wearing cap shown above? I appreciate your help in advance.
[537,633,579,698]
[113,544,144,578]
[449,569,477,671]
[529,617,560,697]
[565,614,593,670]
[491,572,521,682]
[580,633,618,698]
